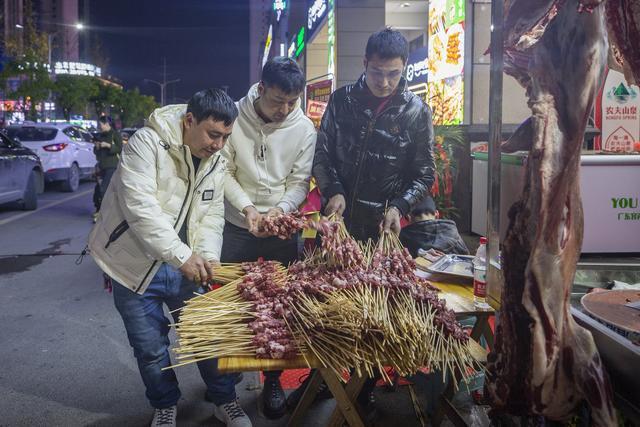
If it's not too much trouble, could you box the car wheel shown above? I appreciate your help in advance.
[36,170,45,194]
[21,170,38,211]
[61,163,80,192]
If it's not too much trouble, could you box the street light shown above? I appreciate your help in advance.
[14,24,24,56]
[46,23,84,66]
[144,78,181,106]
[48,33,55,65]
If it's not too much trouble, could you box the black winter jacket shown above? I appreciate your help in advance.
[400,219,469,257]
[313,74,435,233]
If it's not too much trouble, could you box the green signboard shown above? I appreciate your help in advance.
[445,0,465,28]
[295,27,306,58]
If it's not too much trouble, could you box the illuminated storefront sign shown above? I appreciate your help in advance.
[327,0,335,77]
[262,25,273,67]
[295,27,305,58]
[286,27,306,59]
[427,0,465,125]
[273,0,286,21]
[288,40,296,58]
[307,0,328,40]
[406,47,428,85]
[54,61,101,77]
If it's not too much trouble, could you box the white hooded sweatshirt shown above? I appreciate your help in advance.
[223,83,317,228]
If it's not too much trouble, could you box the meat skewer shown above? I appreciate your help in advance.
[485,1,619,424]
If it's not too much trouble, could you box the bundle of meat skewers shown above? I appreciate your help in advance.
[257,210,307,239]
[171,212,478,385]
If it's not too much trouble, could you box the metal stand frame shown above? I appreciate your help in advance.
[486,0,505,309]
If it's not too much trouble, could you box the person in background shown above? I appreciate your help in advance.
[92,116,122,221]
[221,56,316,419]
[88,89,251,427]
[400,195,469,257]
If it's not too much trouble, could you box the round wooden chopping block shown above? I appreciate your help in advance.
[581,290,640,341]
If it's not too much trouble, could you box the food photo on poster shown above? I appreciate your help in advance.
[427,0,465,125]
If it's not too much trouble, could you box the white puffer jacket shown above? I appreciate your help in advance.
[223,83,317,228]
[88,105,226,294]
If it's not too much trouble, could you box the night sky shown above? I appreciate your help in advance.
[89,0,250,102]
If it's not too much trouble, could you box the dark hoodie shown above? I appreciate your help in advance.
[400,219,469,257]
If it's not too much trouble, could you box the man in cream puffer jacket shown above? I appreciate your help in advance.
[221,57,316,419]
[88,89,252,427]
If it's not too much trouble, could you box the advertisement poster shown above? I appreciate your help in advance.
[306,79,332,129]
[306,79,332,103]
[306,100,327,128]
[427,0,465,125]
[596,69,640,152]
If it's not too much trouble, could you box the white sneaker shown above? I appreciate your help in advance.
[213,398,252,427]
[151,405,177,427]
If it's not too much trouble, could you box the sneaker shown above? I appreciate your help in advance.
[286,373,332,410]
[151,405,177,427]
[213,398,252,427]
[262,375,286,419]
[92,212,99,223]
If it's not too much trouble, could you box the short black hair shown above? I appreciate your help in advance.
[411,196,437,217]
[261,56,305,94]
[365,27,409,63]
[98,116,112,126]
[187,88,238,126]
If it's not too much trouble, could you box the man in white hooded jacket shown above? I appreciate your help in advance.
[89,89,251,427]
[221,57,316,419]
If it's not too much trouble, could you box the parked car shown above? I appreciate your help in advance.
[0,130,44,210]
[7,122,96,192]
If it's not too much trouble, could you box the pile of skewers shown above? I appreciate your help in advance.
[171,213,478,384]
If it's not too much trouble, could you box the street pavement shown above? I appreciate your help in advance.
[0,182,466,427]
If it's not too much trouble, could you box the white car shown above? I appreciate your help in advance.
[7,123,96,192]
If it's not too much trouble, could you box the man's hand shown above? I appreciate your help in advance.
[381,206,402,235]
[179,253,215,285]
[325,194,346,217]
[94,141,111,149]
[243,206,263,233]
[266,207,284,217]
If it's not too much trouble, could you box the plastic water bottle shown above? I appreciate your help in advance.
[473,237,491,310]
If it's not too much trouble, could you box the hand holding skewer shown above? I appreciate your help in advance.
[179,252,215,285]
[324,194,346,217]
[381,205,402,235]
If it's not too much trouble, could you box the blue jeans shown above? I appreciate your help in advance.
[113,263,238,408]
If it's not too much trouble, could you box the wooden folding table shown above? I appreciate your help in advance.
[216,280,494,427]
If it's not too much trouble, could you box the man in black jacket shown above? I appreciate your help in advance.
[293,27,435,416]
[313,27,435,241]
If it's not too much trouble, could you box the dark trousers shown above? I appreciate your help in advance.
[94,167,116,211]
[221,221,299,265]
[221,221,299,380]
[347,221,381,243]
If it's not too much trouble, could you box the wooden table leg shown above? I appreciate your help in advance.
[287,369,324,427]
[322,368,366,427]
[470,313,494,350]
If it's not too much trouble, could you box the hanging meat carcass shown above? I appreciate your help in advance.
[606,0,640,86]
[484,0,639,425]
